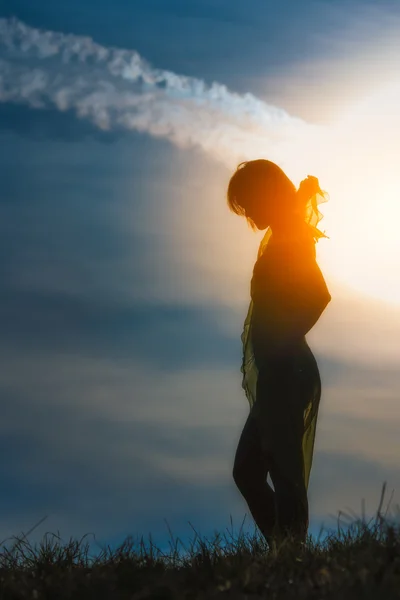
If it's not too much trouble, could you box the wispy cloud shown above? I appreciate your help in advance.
[0,18,321,168]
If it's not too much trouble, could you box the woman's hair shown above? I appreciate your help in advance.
[226,159,328,237]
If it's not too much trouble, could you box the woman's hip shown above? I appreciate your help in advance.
[252,346,321,434]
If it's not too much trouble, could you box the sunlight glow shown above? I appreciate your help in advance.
[313,80,400,305]
[162,77,400,312]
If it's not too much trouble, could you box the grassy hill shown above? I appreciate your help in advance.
[0,486,399,599]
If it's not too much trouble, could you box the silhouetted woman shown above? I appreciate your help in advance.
[227,160,331,547]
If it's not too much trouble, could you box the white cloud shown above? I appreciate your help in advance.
[0,18,319,170]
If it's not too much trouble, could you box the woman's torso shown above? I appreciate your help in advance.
[249,225,318,374]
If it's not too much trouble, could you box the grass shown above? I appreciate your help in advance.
[0,484,399,599]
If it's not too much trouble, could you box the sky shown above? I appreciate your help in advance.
[1,0,400,560]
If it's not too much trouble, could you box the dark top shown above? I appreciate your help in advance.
[250,226,331,371]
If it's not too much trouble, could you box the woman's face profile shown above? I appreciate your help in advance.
[245,203,270,230]
[244,176,300,233]
[244,182,273,230]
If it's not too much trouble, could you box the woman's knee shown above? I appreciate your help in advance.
[232,460,254,493]
[233,459,265,494]
[273,476,308,509]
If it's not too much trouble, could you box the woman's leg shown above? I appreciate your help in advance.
[269,426,308,543]
[232,410,276,544]
[255,364,309,544]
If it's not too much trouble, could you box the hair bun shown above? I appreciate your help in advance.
[297,175,321,202]
[296,175,329,241]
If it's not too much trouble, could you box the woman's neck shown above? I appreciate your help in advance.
[270,212,306,239]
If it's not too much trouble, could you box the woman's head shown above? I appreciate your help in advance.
[226,159,325,234]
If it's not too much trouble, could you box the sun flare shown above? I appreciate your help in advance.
[290,80,400,307]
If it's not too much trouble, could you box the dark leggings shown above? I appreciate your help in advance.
[233,358,314,544]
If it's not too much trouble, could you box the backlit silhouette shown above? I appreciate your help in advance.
[227,159,331,547]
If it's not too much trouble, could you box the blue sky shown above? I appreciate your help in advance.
[1,0,400,559]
